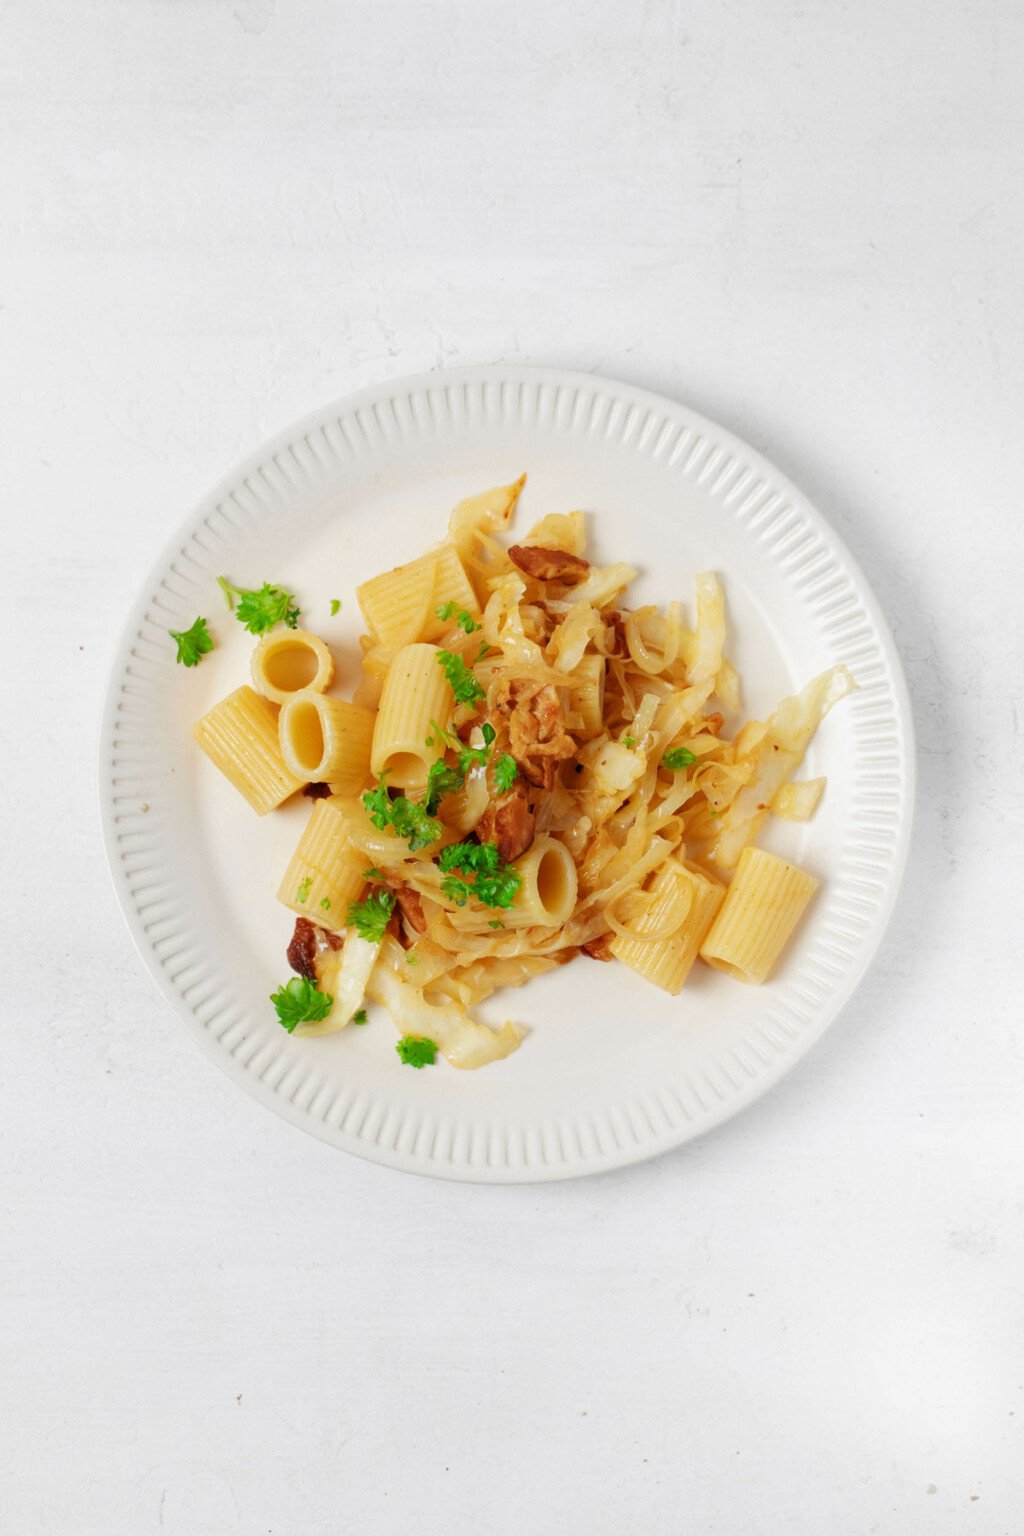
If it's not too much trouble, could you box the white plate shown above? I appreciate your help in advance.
[100,366,914,1182]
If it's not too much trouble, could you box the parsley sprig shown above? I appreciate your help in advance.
[346,889,396,942]
[437,649,486,706]
[662,747,698,771]
[169,616,213,667]
[493,754,518,794]
[217,576,300,634]
[424,759,465,814]
[363,781,443,852]
[436,601,480,634]
[396,1035,438,1068]
[270,976,333,1032]
[423,723,503,813]
[438,841,521,910]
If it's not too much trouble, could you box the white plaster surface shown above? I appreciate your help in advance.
[2,2,1022,1531]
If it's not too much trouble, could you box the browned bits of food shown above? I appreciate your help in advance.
[600,607,627,656]
[494,678,576,790]
[302,781,332,800]
[286,917,342,979]
[508,544,590,585]
[475,779,536,863]
[392,885,427,935]
[581,933,615,962]
[287,916,318,980]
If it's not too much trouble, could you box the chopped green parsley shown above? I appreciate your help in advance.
[436,649,486,706]
[662,747,698,771]
[438,841,521,909]
[493,754,518,794]
[362,781,442,852]
[435,601,480,633]
[217,576,300,634]
[270,976,333,1032]
[396,1035,437,1068]
[346,889,395,942]
[169,616,213,667]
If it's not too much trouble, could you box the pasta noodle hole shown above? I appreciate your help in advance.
[265,643,320,692]
[290,699,326,775]
[537,844,572,917]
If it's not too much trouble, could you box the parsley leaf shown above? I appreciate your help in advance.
[436,601,480,634]
[270,976,333,1032]
[330,598,341,615]
[438,841,501,875]
[169,616,213,668]
[425,723,500,810]
[662,747,698,770]
[296,876,312,904]
[488,919,505,929]
[388,796,443,852]
[424,758,465,814]
[396,1035,437,1068]
[362,867,384,881]
[441,868,521,908]
[493,754,518,794]
[623,735,636,750]
[319,897,331,911]
[438,840,521,909]
[217,576,300,634]
[352,1008,368,1025]
[437,649,486,706]
[361,781,442,852]
[457,721,496,775]
[362,781,392,830]
[346,889,395,942]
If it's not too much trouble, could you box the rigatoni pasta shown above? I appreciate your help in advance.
[357,545,480,647]
[507,836,578,927]
[370,642,454,791]
[187,475,855,1067]
[276,797,369,926]
[251,628,334,705]
[700,847,819,984]
[278,691,375,793]
[193,685,302,814]
[609,861,724,994]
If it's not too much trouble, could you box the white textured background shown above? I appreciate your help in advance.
[3,2,1022,1532]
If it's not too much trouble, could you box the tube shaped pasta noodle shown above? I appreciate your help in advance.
[192,685,302,814]
[276,797,369,926]
[250,628,334,705]
[565,654,605,737]
[508,835,578,927]
[700,846,819,984]
[278,690,375,793]
[357,545,479,647]
[371,643,453,791]
[609,860,724,993]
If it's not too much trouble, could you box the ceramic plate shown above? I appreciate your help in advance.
[100,366,914,1181]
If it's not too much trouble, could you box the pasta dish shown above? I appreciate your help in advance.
[183,476,856,1070]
